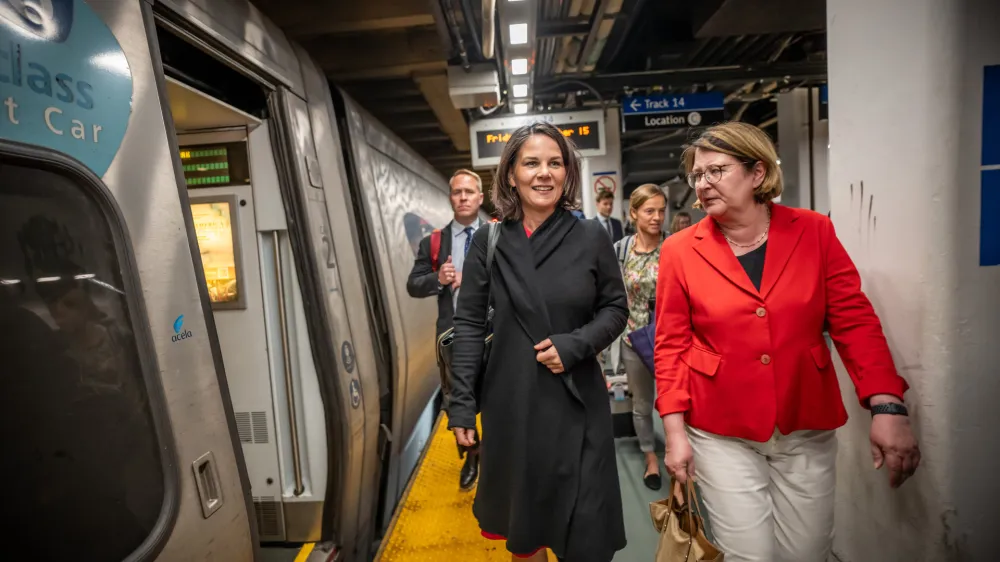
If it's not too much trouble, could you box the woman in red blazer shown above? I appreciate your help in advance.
[654,122,920,562]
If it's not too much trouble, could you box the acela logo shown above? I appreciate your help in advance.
[171,314,193,343]
[0,0,75,43]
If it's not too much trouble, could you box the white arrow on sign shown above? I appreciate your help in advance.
[630,99,641,112]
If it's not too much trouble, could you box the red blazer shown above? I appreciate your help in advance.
[653,204,909,442]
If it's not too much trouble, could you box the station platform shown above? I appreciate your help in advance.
[373,411,674,561]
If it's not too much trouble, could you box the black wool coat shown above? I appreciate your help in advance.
[448,208,629,561]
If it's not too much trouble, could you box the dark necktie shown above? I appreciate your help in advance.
[605,219,612,237]
[463,226,474,256]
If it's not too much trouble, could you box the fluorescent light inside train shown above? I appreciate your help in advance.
[514,103,529,114]
[512,84,528,98]
[510,23,528,45]
[511,58,528,75]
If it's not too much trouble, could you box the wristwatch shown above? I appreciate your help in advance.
[870,403,908,417]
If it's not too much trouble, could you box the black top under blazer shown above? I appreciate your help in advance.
[448,208,629,562]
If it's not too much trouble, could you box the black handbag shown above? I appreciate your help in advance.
[436,221,501,413]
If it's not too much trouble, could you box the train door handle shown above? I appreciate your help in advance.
[192,451,225,519]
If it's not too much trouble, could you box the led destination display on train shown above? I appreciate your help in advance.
[180,141,251,188]
[475,121,601,161]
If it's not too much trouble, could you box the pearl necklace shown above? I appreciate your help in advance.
[722,207,771,249]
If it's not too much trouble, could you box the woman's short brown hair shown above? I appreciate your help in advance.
[681,121,783,206]
[490,122,582,221]
[628,183,666,220]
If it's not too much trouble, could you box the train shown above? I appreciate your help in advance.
[0,0,463,560]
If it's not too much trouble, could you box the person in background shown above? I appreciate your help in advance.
[612,183,668,490]
[655,122,920,562]
[406,169,485,491]
[669,211,692,234]
[448,122,628,562]
[593,189,623,243]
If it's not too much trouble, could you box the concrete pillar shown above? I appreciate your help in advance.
[827,0,1000,560]
[776,87,830,214]
[580,107,624,220]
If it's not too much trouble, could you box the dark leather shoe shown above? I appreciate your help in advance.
[460,452,479,490]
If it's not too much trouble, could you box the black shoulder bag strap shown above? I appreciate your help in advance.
[485,221,501,320]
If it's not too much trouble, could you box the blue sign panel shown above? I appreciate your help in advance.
[818,84,829,120]
[621,92,726,132]
[622,92,726,115]
[981,65,1000,266]
[0,0,133,177]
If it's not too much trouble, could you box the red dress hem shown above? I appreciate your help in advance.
[481,531,549,558]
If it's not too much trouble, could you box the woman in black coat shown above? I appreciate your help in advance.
[448,121,629,562]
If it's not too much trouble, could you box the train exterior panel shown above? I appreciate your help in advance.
[0,0,259,559]
[337,92,456,524]
[1,0,461,559]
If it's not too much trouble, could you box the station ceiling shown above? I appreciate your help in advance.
[255,0,828,201]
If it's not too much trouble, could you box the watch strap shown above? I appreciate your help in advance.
[871,402,908,417]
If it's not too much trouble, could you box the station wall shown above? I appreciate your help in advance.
[827,0,1000,559]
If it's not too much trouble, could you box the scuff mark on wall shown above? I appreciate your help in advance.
[848,181,878,252]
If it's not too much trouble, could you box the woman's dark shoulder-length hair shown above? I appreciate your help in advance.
[490,121,583,221]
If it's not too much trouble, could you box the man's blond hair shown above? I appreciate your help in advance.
[450,169,483,192]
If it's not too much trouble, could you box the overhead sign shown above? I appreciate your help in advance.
[0,0,134,177]
[621,92,725,133]
[469,109,606,168]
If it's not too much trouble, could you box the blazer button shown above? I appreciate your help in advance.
[756,307,766,317]
[761,354,771,365]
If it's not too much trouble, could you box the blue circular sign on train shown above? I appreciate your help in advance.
[0,0,133,177]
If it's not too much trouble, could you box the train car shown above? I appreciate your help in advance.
[0,0,459,560]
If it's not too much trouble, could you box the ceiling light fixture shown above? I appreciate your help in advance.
[510,23,528,45]
[511,58,528,75]
[514,103,529,114]
[512,84,528,98]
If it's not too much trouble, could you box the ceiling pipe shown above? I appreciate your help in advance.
[459,0,484,60]
[758,115,778,128]
[481,0,496,59]
[575,0,609,69]
[440,0,471,69]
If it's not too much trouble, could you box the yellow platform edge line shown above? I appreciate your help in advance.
[373,411,446,561]
[293,542,315,562]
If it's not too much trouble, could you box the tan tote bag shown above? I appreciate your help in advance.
[649,479,724,561]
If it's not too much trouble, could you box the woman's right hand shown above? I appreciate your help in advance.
[453,427,477,448]
[662,414,695,484]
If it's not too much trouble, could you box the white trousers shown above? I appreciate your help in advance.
[686,426,837,562]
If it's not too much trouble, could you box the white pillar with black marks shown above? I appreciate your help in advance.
[826,0,1000,559]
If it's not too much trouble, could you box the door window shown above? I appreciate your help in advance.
[0,152,170,560]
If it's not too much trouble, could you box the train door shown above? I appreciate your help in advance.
[158,39,331,542]
[0,0,257,560]
[175,123,289,542]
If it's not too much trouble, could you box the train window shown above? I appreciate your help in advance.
[190,195,247,309]
[0,151,171,560]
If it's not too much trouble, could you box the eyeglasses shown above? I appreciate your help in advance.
[685,164,736,189]
[685,160,759,188]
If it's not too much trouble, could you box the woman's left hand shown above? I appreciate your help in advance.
[534,339,565,374]
[869,395,921,489]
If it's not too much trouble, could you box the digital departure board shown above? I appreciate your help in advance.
[180,142,251,188]
[469,109,607,168]
[475,121,601,162]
